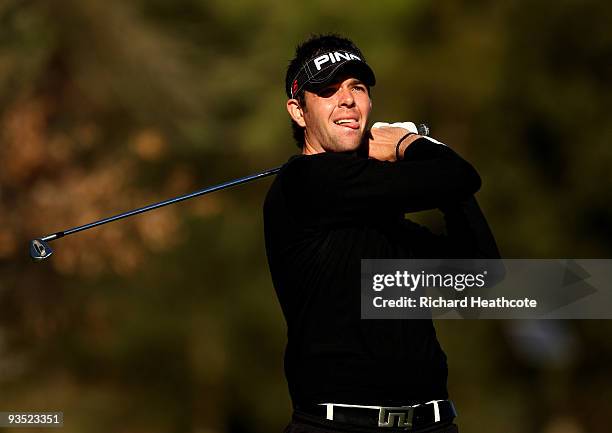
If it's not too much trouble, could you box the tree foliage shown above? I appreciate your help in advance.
[1,1,611,432]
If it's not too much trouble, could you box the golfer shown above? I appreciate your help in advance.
[264,34,500,433]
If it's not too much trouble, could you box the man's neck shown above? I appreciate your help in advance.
[302,140,324,155]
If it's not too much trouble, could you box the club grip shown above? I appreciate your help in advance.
[417,123,430,136]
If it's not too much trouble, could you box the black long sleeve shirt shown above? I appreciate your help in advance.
[263,138,500,408]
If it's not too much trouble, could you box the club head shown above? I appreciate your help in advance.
[30,239,53,262]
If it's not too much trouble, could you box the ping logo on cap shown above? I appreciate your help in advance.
[313,51,362,71]
[288,49,375,98]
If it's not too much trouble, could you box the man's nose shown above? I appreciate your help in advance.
[337,87,355,107]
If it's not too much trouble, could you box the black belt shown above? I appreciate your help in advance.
[297,400,456,430]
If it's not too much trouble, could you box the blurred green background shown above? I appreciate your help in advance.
[1,0,611,432]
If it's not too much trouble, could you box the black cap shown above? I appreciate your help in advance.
[287,49,376,98]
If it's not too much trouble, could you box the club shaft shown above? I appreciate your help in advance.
[40,166,281,242]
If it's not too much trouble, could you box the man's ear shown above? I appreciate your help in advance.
[286,99,306,128]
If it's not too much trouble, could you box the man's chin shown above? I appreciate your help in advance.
[334,135,364,152]
[335,143,361,153]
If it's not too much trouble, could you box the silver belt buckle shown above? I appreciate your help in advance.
[378,406,414,429]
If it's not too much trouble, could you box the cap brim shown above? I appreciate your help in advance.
[304,60,376,93]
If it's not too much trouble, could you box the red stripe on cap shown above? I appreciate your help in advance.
[292,79,298,97]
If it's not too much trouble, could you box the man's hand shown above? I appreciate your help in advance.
[367,127,421,161]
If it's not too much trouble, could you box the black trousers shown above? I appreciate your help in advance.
[285,411,458,433]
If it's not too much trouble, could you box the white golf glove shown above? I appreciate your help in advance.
[371,121,445,146]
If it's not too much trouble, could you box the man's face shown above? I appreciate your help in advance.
[290,75,372,154]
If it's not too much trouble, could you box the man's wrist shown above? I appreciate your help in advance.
[395,133,416,161]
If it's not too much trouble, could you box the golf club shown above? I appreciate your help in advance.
[29,166,281,262]
[29,123,430,262]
